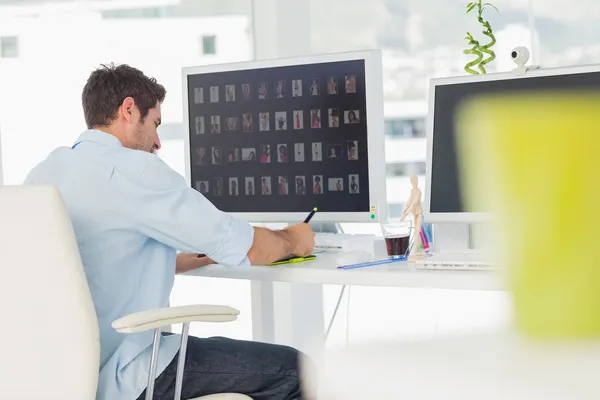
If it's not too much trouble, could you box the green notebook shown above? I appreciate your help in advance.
[266,254,316,266]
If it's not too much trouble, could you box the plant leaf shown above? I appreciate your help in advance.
[467,3,477,13]
[483,3,499,12]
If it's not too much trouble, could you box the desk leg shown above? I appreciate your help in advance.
[251,281,325,358]
[250,280,275,343]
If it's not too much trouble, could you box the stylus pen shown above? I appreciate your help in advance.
[337,257,407,270]
[304,207,318,223]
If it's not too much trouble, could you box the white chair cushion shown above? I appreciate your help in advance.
[0,185,100,399]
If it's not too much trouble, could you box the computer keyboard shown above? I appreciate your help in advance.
[414,250,500,271]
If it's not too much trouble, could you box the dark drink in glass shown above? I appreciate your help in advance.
[385,235,410,258]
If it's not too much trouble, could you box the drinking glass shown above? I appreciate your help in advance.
[381,221,412,259]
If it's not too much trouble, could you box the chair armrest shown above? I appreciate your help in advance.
[112,304,240,333]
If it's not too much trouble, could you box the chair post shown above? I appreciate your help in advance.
[174,322,190,400]
[145,328,162,400]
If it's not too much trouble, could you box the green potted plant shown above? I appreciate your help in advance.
[464,1,498,74]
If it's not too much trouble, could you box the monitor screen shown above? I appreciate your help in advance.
[183,52,387,222]
[427,67,600,221]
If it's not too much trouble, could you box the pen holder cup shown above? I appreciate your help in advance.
[456,91,600,339]
[381,221,412,259]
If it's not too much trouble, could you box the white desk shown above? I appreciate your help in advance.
[186,252,502,290]
[318,332,600,399]
[184,253,505,355]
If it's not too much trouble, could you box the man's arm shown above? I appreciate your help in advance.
[132,157,314,268]
[175,253,214,274]
[176,224,315,272]
[132,157,254,267]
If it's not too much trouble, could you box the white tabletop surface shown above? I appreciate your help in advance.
[316,332,600,400]
[185,252,505,291]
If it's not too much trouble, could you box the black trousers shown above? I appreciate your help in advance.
[137,335,305,400]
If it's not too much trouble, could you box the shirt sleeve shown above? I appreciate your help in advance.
[130,157,254,267]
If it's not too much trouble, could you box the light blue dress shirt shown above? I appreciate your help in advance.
[23,129,254,400]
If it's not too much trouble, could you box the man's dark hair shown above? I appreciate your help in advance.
[82,63,166,129]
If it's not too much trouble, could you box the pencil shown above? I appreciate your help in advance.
[304,207,318,223]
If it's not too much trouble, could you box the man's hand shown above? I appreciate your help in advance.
[284,223,316,256]
[176,253,214,274]
[247,224,316,265]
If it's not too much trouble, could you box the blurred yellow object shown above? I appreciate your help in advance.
[456,92,600,338]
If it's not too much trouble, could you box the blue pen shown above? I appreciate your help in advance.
[337,257,407,270]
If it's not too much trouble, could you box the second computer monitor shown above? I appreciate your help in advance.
[182,50,387,223]
[426,64,600,223]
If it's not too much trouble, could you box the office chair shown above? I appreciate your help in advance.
[0,185,250,400]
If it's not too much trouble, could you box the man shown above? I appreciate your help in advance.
[23,64,315,400]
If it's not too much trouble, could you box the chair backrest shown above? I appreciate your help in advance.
[0,185,100,399]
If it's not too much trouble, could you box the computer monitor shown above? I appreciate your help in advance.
[424,64,600,223]
[182,50,387,223]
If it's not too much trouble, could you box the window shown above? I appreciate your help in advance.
[387,203,406,219]
[201,35,217,55]
[384,118,426,138]
[386,162,426,177]
[532,5,600,66]
[0,36,19,58]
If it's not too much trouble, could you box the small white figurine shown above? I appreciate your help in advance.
[401,175,427,259]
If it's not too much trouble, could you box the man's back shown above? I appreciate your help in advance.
[24,130,183,399]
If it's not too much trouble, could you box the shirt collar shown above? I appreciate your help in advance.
[73,129,124,148]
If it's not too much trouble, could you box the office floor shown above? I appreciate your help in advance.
[169,276,512,346]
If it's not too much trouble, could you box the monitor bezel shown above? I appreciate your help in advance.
[182,50,387,223]
[425,63,600,223]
